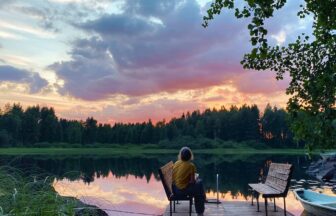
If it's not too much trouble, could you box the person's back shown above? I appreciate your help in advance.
[173,160,196,190]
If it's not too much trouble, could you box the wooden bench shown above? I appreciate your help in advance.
[249,163,294,216]
[158,161,193,216]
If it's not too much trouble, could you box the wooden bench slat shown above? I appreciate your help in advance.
[265,180,286,193]
[266,176,288,187]
[159,161,174,197]
[268,170,291,178]
[249,183,281,195]
[269,163,292,170]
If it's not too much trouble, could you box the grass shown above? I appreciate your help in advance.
[0,166,107,216]
[0,166,77,216]
[0,146,327,156]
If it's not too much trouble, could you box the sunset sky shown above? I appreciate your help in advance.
[0,0,313,123]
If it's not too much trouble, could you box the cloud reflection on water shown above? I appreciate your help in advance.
[54,172,166,215]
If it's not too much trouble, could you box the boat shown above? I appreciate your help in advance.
[294,189,336,216]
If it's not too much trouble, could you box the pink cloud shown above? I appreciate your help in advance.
[50,0,252,100]
[234,71,290,95]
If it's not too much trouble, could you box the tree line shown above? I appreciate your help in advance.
[0,103,298,148]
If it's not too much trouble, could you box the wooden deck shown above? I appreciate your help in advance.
[163,200,294,216]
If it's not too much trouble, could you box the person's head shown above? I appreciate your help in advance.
[178,147,194,162]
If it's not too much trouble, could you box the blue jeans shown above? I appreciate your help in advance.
[172,179,206,214]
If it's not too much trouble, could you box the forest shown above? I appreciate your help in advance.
[0,103,299,148]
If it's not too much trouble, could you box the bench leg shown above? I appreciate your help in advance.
[264,198,268,216]
[170,200,172,216]
[274,198,277,212]
[251,190,254,206]
[173,201,176,212]
[257,196,260,212]
[189,199,192,216]
[283,197,287,216]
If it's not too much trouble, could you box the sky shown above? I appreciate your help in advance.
[0,0,313,123]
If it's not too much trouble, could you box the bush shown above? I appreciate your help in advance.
[241,140,269,149]
[193,137,216,149]
[141,144,160,149]
[158,136,216,149]
[217,140,236,148]
[33,141,51,147]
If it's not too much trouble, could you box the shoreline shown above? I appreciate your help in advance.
[0,147,332,156]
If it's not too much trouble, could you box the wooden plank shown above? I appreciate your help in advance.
[248,183,281,194]
[163,201,294,216]
[265,176,287,192]
[269,163,292,171]
[267,170,290,180]
[265,181,286,193]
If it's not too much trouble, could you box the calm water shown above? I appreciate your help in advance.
[1,154,335,215]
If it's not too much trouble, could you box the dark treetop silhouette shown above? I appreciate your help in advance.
[0,103,297,148]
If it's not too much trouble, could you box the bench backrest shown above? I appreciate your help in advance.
[158,161,174,200]
[265,163,294,195]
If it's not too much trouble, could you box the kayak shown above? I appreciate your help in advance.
[294,189,336,216]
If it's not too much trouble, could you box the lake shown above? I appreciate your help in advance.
[1,153,335,216]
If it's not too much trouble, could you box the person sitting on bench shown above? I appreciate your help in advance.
[172,147,206,216]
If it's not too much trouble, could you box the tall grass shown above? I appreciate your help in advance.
[0,165,77,215]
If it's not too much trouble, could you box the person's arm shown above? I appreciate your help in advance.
[189,164,196,183]
[190,172,195,183]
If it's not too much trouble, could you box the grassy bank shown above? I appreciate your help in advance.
[0,166,107,215]
[0,166,76,215]
[0,146,327,156]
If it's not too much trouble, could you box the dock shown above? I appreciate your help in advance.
[163,201,294,216]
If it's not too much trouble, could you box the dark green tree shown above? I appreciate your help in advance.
[39,107,58,143]
[1,104,24,145]
[83,117,98,144]
[67,120,83,143]
[0,129,10,146]
[261,104,294,147]
[22,106,40,144]
[243,105,260,141]
[203,0,336,148]
[97,123,112,144]
[140,120,154,143]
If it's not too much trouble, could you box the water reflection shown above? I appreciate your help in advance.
[54,173,166,216]
[1,154,335,216]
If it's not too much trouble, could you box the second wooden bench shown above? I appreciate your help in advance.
[249,163,294,216]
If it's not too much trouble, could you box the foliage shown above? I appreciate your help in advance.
[203,0,336,148]
[261,104,294,147]
[0,103,296,148]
